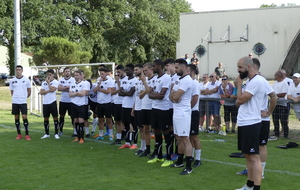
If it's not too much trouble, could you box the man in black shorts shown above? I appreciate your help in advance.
[10,65,31,140]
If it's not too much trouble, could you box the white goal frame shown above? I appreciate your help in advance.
[29,62,115,117]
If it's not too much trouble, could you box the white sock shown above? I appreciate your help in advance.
[140,140,145,150]
[99,130,103,137]
[92,118,98,132]
[195,149,201,160]
[129,132,132,141]
[109,129,113,137]
[73,128,77,135]
[85,127,89,134]
[116,133,121,140]
[143,140,147,150]
[192,148,195,158]
[262,162,266,176]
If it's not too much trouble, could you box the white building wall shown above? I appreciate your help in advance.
[177,6,300,79]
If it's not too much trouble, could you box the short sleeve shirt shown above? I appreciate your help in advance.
[141,75,157,110]
[121,77,138,108]
[58,77,75,103]
[207,81,221,98]
[41,79,59,105]
[152,73,171,111]
[70,81,88,106]
[96,78,114,104]
[191,79,200,111]
[10,76,31,104]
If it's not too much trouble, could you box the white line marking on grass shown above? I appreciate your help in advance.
[1,124,300,176]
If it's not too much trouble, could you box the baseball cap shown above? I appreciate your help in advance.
[292,73,300,78]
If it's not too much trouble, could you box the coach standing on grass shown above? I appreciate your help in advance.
[169,59,193,175]
[235,57,266,190]
[10,65,31,140]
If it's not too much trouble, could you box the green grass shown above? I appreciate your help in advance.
[1,110,300,190]
[1,86,300,189]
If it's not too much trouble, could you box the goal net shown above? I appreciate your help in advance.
[29,62,115,117]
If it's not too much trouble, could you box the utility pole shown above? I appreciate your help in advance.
[14,0,21,72]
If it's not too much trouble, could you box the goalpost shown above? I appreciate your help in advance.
[29,62,115,117]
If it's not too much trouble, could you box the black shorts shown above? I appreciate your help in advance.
[151,108,170,131]
[12,104,27,115]
[113,104,122,121]
[97,103,112,119]
[43,101,58,118]
[238,122,261,154]
[134,110,143,128]
[59,102,72,116]
[88,99,97,113]
[168,109,173,126]
[122,107,134,124]
[71,103,86,119]
[141,109,152,125]
[259,120,270,146]
[83,105,89,120]
[190,111,200,135]
[199,100,207,116]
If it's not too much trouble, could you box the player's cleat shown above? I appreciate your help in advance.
[161,160,173,167]
[95,136,104,140]
[193,160,202,167]
[139,151,150,157]
[170,162,184,168]
[147,157,164,163]
[25,135,31,140]
[118,144,131,149]
[86,134,91,138]
[130,144,138,149]
[236,169,248,175]
[235,184,253,190]
[58,132,63,136]
[93,134,99,138]
[72,137,79,142]
[108,137,114,141]
[148,153,157,160]
[135,150,144,155]
[103,132,110,136]
[179,167,193,175]
[54,134,60,139]
[16,134,22,140]
[79,139,85,144]
[110,140,121,145]
[171,153,178,161]
[41,134,50,139]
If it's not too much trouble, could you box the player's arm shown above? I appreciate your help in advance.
[58,84,68,92]
[261,92,278,117]
[98,87,112,94]
[27,88,31,98]
[111,87,118,95]
[10,90,13,96]
[149,88,168,100]
[139,90,147,99]
[76,90,87,97]
[49,85,57,92]
[190,94,199,108]
[119,87,135,96]
[276,92,286,98]
[170,89,185,102]
[207,86,219,94]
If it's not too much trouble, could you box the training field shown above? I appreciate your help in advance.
[0,86,300,190]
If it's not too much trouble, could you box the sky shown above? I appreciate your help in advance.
[186,0,300,12]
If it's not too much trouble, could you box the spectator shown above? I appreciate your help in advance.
[191,53,199,65]
[199,74,210,131]
[184,53,191,65]
[286,73,300,121]
[214,62,225,79]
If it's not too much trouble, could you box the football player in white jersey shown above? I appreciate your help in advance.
[169,59,193,175]
[147,59,173,167]
[10,65,31,140]
[40,69,60,139]
[137,62,156,157]
[187,64,202,167]
[69,70,89,143]
[118,64,139,149]
[94,68,114,141]
[58,67,75,136]
[110,65,127,145]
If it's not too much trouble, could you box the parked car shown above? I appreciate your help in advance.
[0,73,8,79]
[29,75,45,86]
[5,76,14,86]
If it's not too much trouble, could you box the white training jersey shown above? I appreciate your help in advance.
[10,76,31,104]
[152,73,171,111]
[88,82,98,103]
[284,77,293,86]
[237,75,266,126]
[141,75,157,110]
[96,78,114,104]
[111,79,117,103]
[58,77,75,103]
[114,76,127,105]
[172,75,193,117]
[134,78,143,111]
[82,80,90,105]
[207,80,221,98]
[41,79,59,105]
[287,83,300,112]
[199,81,210,99]
[191,79,200,111]
[70,80,89,106]
[121,77,139,108]
[272,80,289,107]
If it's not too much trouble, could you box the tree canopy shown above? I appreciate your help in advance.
[0,0,192,75]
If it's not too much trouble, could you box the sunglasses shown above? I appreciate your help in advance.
[209,76,214,78]
[222,79,227,81]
